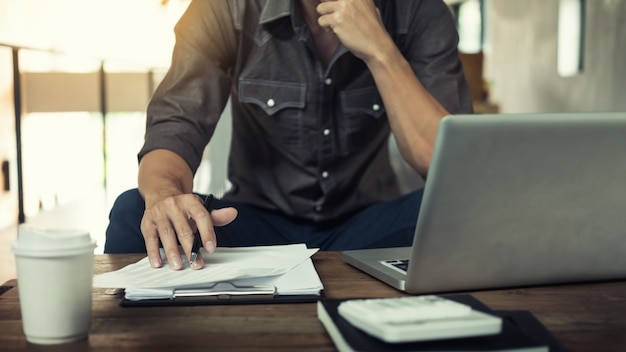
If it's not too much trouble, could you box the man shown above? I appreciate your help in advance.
[104,0,473,270]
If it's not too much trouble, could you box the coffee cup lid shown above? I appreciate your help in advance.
[12,224,96,257]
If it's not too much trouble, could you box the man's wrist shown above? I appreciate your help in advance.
[140,187,184,209]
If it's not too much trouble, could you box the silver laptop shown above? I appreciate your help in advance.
[344,112,626,294]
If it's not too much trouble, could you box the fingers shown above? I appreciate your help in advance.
[316,0,388,60]
[141,216,163,268]
[318,0,381,30]
[316,1,342,31]
[141,194,212,271]
[140,194,240,271]
[186,198,215,269]
[192,207,237,262]
[211,207,238,227]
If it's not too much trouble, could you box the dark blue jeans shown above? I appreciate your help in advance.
[103,188,423,253]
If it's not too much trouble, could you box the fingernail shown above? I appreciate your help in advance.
[205,240,216,254]
[149,257,162,268]
[191,258,203,270]
[170,256,183,270]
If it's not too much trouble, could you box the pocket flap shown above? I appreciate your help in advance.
[239,79,306,115]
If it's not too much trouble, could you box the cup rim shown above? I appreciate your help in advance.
[12,240,96,258]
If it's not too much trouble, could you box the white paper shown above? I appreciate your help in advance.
[229,257,323,295]
[93,244,320,291]
[123,258,323,301]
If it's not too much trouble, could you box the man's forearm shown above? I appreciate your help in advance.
[365,42,448,177]
[138,149,195,208]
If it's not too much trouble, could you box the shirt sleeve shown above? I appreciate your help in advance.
[399,0,474,114]
[139,0,238,173]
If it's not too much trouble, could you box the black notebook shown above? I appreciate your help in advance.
[317,294,565,352]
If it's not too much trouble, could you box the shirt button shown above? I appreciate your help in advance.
[325,78,332,86]
[322,171,329,179]
[372,103,381,111]
[267,99,276,107]
[323,129,331,136]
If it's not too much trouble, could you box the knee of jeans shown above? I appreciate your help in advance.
[109,188,144,220]
[104,189,145,253]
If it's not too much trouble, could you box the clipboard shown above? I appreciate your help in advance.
[120,282,323,307]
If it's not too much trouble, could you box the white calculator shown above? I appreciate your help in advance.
[337,295,502,343]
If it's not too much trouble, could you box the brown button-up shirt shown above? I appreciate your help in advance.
[140,0,473,222]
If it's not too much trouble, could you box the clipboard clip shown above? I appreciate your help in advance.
[173,282,277,301]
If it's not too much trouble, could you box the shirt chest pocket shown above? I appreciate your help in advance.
[238,79,308,148]
[340,86,386,118]
[338,86,388,154]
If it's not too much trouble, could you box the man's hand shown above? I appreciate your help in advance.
[138,149,238,270]
[140,193,238,270]
[316,0,393,63]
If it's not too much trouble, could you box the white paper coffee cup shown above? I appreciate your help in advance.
[12,224,96,345]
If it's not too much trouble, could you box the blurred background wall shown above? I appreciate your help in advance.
[486,0,626,113]
[0,0,624,232]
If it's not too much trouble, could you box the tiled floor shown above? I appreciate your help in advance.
[0,189,112,284]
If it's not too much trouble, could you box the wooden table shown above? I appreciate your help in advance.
[1,252,626,351]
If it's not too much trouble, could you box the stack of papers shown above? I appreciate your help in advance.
[93,244,323,301]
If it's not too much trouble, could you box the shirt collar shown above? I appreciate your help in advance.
[258,0,292,24]
[257,0,309,40]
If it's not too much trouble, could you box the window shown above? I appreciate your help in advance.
[558,0,585,77]
[455,0,484,54]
